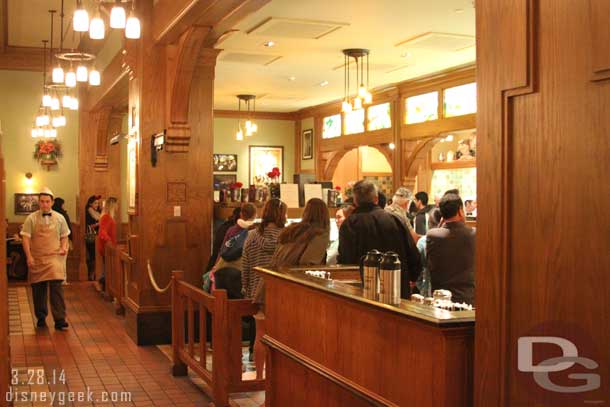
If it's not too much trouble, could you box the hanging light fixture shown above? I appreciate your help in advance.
[76,64,88,82]
[110,0,126,29]
[125,1,141,39]
[73,0,89,32]
[89,6,106,40]
[235,95,258,141]
[341,49,373,113]
[89,67,101,86]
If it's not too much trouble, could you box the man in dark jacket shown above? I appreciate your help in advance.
[426,193,476,305]
[338,180,421,299]
[413,191,436,235]
[206,207,241,271]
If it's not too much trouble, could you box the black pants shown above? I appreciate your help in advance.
[85,241,96,280]
[31,280,67,323]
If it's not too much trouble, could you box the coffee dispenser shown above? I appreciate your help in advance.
[359,250,381,299]
[379,252,401,305]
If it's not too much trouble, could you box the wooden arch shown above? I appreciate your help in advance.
[322,144,394,181]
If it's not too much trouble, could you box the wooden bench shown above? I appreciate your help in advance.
[171,270,265,406]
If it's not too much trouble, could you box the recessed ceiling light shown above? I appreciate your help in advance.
[288,76,296,81]
[319,80,329,87]
[454,8,465,13]
[400,51,411,58]
[263,41,275,47]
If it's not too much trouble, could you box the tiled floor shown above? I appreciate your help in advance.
[8,282,214,406]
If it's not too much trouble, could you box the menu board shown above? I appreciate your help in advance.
[304,184,323,204]
[280,183,299,208]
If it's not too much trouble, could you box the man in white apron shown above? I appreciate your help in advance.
[20,187,71,330]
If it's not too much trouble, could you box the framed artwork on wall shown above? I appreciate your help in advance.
[14,193,40,215]
[213,174,237,190]
[302,129,313,160]
[127,136,138,214]
[249,145,284,185]
[213,154,238,172]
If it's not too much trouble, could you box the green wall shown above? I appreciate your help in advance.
[1,70,79,223]
[213,118,295,184]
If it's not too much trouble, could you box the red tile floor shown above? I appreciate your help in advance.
[7,281,262,406]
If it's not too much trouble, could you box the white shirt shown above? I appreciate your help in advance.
[20,210,71,240]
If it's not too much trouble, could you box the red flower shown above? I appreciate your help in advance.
[272,167,280,173]
[267,171,274,178]
[335,186,341,191]
[234,182,243,189]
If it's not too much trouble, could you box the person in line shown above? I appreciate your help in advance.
[84,195,101,281]
[20,187,70,330]
[206,207,241,271]
[51,198,73,243]
[96,197,118,292]
[252,198,330,381]
[413,192,436,235]
[326,204,355,265]
[415,208,442,297]
[385,187,419,242]
[338,180,421,298]
[426,193,476,305]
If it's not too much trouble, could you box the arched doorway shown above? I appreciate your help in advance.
[331,146,394,199]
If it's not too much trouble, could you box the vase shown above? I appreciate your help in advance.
[248,185,257,202]
[269,183,280,199]
[241,188,249,202]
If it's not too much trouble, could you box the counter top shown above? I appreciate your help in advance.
[255,266,475,327]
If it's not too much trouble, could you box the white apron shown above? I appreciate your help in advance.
[29,214,66,283]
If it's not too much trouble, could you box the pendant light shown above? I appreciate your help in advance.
[65,66,77,87]
[89,68,101,86]
[341,49,373,113]
[89,6,105,40]
[110,0,126,29]
[76,64,88,82]
[125,2,141,39]
[73,0,89,32]
[235,95,258,141]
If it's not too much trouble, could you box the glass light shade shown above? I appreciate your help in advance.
[89,69,101,86]
[358,86,367,98]
[364,91,372,104]
[31,127,39,138]
[73,8,89,32]
[76,65,88,82]
[245,120,252,130]
[70,97,79,110]
[65,71,77,87]
[236,128,244,141]
[44,128,57,138]
[446,134,454,142]
[246,127,253,137]
[353,97,363,110]
[389,142,396,150]
[341,100,352,113]
[52,66,65,83]
[51,97,60,111]
[110,5,126,29]
[52,116,66,127]
[36,115,50,127]
[62,95,72,107]
[89,17,105,39]
[251,123,258,133]
[125,15,141,39]
[42,94,52,107]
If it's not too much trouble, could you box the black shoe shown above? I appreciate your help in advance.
[37,319,47,328]
[54,320,69,330]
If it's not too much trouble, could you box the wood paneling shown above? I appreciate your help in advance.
[0,112,9,405]
[401,114,476,140]
[214,110,297,121]
[0,46,44,71]
[589,0,610,81]
[152,0,217,44]
[84,51,129,111]
[475,0,610,406]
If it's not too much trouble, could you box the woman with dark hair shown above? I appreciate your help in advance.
[52,198,73,242]
[84,195,101,281]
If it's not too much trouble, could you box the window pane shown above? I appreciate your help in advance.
[367,102,391,131]
[345,109,365,135]
[322,114,341,139]
[406,91,438,124]
[444,82,477,117]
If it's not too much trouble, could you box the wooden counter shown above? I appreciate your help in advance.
[214,204,339,220]
[256,266,475,407]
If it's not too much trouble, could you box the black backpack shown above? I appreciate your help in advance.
[220,229,249,261]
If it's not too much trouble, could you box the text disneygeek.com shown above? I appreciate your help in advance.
[6,387,132,404]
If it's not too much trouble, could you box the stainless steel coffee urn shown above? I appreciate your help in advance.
[360,250,381,300]
[379,252,401,305]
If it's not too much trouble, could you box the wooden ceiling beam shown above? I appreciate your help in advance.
[0,46,45,71]
[200,0,271,48]
[152,0,219,45]
[214,109,297,121]
[1,0,7,51]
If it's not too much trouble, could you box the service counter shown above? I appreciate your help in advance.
[214,203,339,220]
[255,266,475,407]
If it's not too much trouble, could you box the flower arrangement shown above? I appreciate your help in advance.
[229,182,243,190]
[33,140,62,166]
[267,167,281,182]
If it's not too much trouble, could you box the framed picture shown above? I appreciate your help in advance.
[302,129,313,160]
[213,174,237,190]
[127,136,138,214]
[14,193,39,215]
[213,154,238,172]
[249,145,284,185]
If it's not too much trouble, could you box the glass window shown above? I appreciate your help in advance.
[322,114,341,139]
[406,91,439,124]
[367,102,391,131]
[444,82,477,117]
[344,109,365,135]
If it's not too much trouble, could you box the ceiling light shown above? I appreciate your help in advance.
[51,97,60,111]
[263,41,275,47]
[70,97,79,111]
[76,65,88,82]
[389,142,396,150]
[65,69,77,87]
[62,95,72,107]
[89,15,105,39]
[89,69,101,86]
[73,3,89,32]
[235,95,258,141]
[52,115,66,127]
[52,65,64,83]
[342,49,372,113]
[110,1,126,29]
[288,76,296,81]
[42,94,52,107]
[319,80,329,87]
[125,12,141,39]
[446,134,454,142]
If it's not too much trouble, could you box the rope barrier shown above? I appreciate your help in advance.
[147,260,172,293]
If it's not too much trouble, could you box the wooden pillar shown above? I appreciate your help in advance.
[0,126,9,407]
[122,0,220,345]
[475,0,610,405]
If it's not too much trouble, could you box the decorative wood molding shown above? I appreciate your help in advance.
[0,46,44,71]
[213,110,297,121]
[430,160,476,170]
[85,51,130,111]
[589,0,610,81]
[93,107,113,171]
[401,114,476,140]
[262,335,399,407]
[153,0,216,44]
[1,0,7,50]
[319,129,393,153]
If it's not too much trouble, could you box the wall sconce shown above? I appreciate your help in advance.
[151,130,165,167]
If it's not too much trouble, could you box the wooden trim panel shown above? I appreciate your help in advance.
[214,109,297,121]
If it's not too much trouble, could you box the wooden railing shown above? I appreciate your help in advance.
[171,270,265,406]
[103,243,134,314]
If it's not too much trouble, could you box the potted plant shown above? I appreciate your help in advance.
[266,167,281,199]
[33,140,62,170]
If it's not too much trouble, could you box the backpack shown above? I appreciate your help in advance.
[220,229,249,261]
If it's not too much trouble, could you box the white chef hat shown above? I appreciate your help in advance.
[39,186,54,198]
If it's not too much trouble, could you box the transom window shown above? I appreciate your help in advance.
[367,102,391,131]
[444,82,477,117]
[405,91,439,124]
[344,109,365,135]
[322,114,342,139]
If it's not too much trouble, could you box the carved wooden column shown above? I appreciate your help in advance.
[0,127,9,405]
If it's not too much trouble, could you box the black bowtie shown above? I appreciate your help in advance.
[42,213,52,217]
